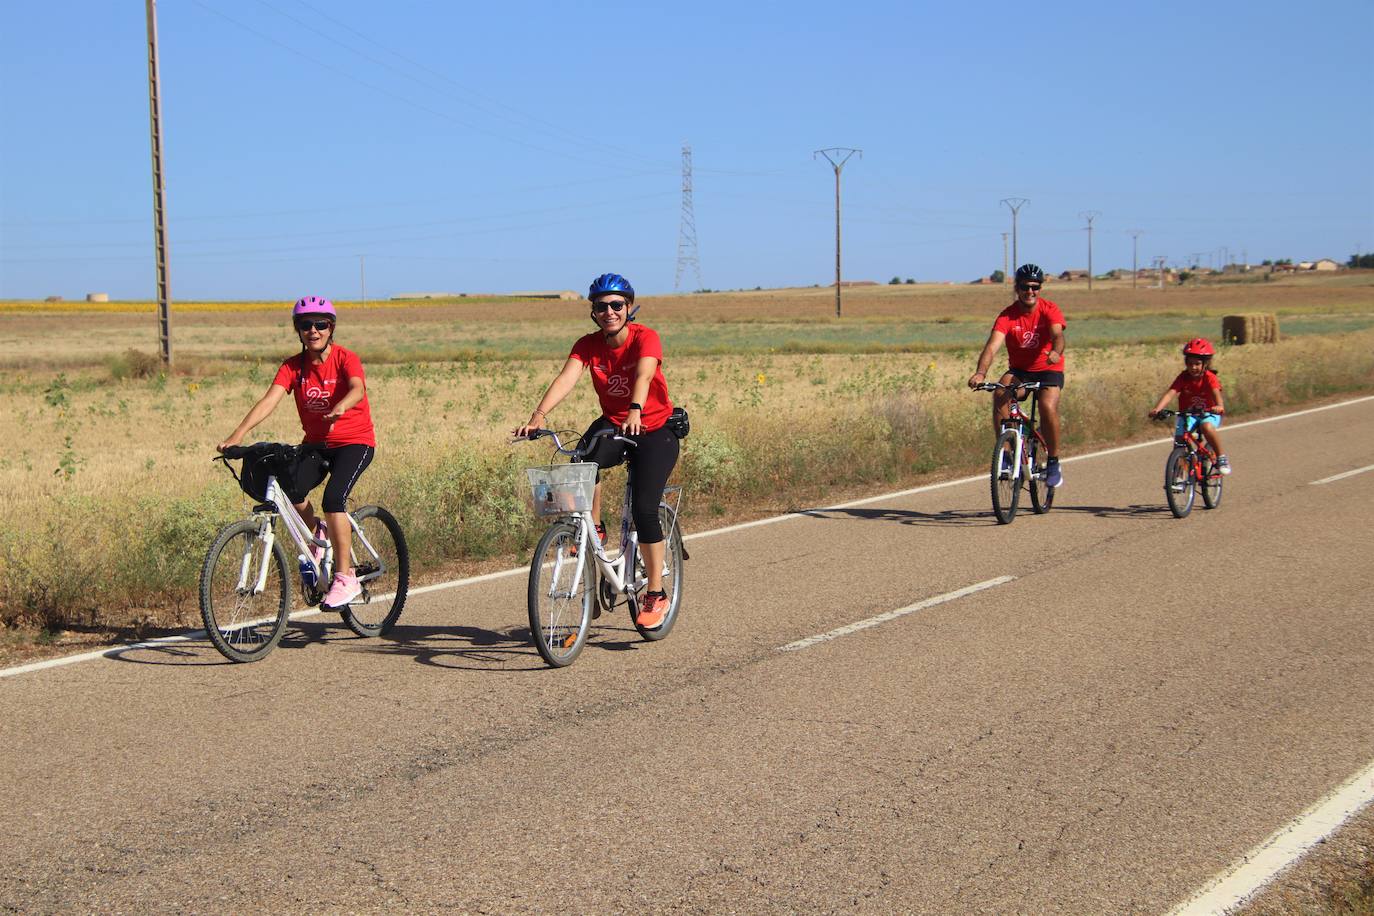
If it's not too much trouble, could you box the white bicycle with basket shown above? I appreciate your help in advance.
[519,427,687,667]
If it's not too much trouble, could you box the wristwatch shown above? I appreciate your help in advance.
[628,402,643,410]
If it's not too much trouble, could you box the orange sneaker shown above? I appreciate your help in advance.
[635,590,667,628]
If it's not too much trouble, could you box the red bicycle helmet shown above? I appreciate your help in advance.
[1182,337,1215,358]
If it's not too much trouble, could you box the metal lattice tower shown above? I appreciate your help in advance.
[674,144,702,292]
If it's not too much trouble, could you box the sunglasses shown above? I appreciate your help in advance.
[295,319,333,332]
[592,300,628,314]
[1016,283,1042,291]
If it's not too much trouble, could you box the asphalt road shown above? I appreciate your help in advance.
[3,399,1372,913]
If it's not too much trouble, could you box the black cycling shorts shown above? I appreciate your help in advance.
[580,416,679,544]
[1008,368,1065,389]
[284,443,375,514]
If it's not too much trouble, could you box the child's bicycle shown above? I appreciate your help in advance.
[203,443,409,662]
[517,427,687,668]
[974,381,1056,524]
[1152,408,1224,518]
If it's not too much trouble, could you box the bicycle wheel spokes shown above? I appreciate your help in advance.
[199,520,290,662]
[1201,456,1224,510]
[528,521,593,667]
[1165,447,1196,518]
[1028,437,1055,514]
[340,505,410,638]
[990,429,1020,524]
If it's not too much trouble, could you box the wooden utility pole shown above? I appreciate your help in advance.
[815,148,861,318]
[145,0,172,364]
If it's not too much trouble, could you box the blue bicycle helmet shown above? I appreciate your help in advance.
[587,273,635,304]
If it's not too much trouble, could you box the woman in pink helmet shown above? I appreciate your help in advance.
[218,297,378,608]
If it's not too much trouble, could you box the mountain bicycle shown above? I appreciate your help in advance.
[203,443,409,662]
[518,427,687,668]
[974,381,1055,524]
[1153,408,1224,518]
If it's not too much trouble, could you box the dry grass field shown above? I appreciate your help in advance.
[2,272,1373,655]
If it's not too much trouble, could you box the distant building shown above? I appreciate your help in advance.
[1311,259,1340,271]
[1057,270,1089,281]
[835,280,879,287]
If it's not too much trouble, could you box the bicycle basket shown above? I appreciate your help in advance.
[525,463,597,517]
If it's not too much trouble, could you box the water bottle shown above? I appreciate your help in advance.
[298,554,318,589]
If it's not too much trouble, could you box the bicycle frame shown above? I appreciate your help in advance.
[1168,411,1218,478]
[525,429,684,608]
[986,383,1048,485]
[237,475,385,596]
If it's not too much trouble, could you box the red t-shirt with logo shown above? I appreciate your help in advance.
[993,299,1067,372]
[271,345,376,447]
[569,323,672,431]
[1170,369,1222,412]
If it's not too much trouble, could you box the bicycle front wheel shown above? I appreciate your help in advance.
[990,429,1021,524]
[528,519,594,667]
[1028,437,1055,514]
[633,505,685,641]
[1200,455,1224,509]
[341,505,410,638]
[1165,447,1196,518]
[199,520,291,662]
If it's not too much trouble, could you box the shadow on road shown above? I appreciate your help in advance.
[803,501,1169,525]
[353,620,649,671]
[108,617,369,666]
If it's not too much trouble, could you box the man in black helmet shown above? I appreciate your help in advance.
[967,264,1067,486]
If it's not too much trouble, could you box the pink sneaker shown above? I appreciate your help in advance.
[635,590,667,629]
[322,572,361,608]
[309,521,329,565]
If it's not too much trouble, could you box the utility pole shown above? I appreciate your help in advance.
[1129,230,1143,289]
[1154,256,1168,291]
[1001,232,1009,281]
[145,0,172,365]
[1001,198,1029,274]
[815,148,861,318]
[359,255,366,308]
[1079,210,1101,290]
[674,143,703,292]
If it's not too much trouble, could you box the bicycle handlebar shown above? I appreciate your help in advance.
[1152,407,1221,421]
[517,427,635,460]
[974,381,1043,392]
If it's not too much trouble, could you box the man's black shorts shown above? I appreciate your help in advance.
[1008,368,1065,388]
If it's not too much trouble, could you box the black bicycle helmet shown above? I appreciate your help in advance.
[1014,263,1045,285]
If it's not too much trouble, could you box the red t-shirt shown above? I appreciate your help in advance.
[569,323,672,430]
[271,345,376,447]
[1170,369,1222,412]
[993,299,1067,372]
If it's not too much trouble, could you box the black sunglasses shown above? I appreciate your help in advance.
[592,300,627,314]
[1016,283,1042,291]
[295,318,333,332]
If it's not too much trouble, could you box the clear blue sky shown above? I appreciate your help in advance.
[2,0,1371,300]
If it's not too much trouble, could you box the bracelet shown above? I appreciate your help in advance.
[628,402,642,411]
[531,407,547,417]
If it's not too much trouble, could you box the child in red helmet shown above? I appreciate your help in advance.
[1148,338,1231,474]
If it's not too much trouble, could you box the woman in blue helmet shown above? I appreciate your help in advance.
[514,273,679,629]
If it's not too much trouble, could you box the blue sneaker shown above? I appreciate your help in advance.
[1046,458,1063,488]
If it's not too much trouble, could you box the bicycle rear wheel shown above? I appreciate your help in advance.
[340,505,410,638]
[528,519,594,667]
[199,520,291,662]
[1165,447,1196,518]
[1028,437,1055,514]
[990,429,1021,524]
[633,505,685,641]
[1200,455,1224,509]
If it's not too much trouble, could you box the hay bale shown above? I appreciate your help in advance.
[1221,313,1279,345]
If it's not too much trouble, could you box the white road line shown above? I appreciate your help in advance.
[1170,757,1374,915]
[777,576,1016,652]
[1310,464,1374,486]
[4,394,1372,681]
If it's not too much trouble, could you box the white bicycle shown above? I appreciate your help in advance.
[204,443,409,662]
[519,428,686,668]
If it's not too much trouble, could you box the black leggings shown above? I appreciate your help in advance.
[581,417,679,544]
[286,443,375,514]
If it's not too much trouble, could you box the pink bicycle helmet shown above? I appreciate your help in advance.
[291,296,337,320]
